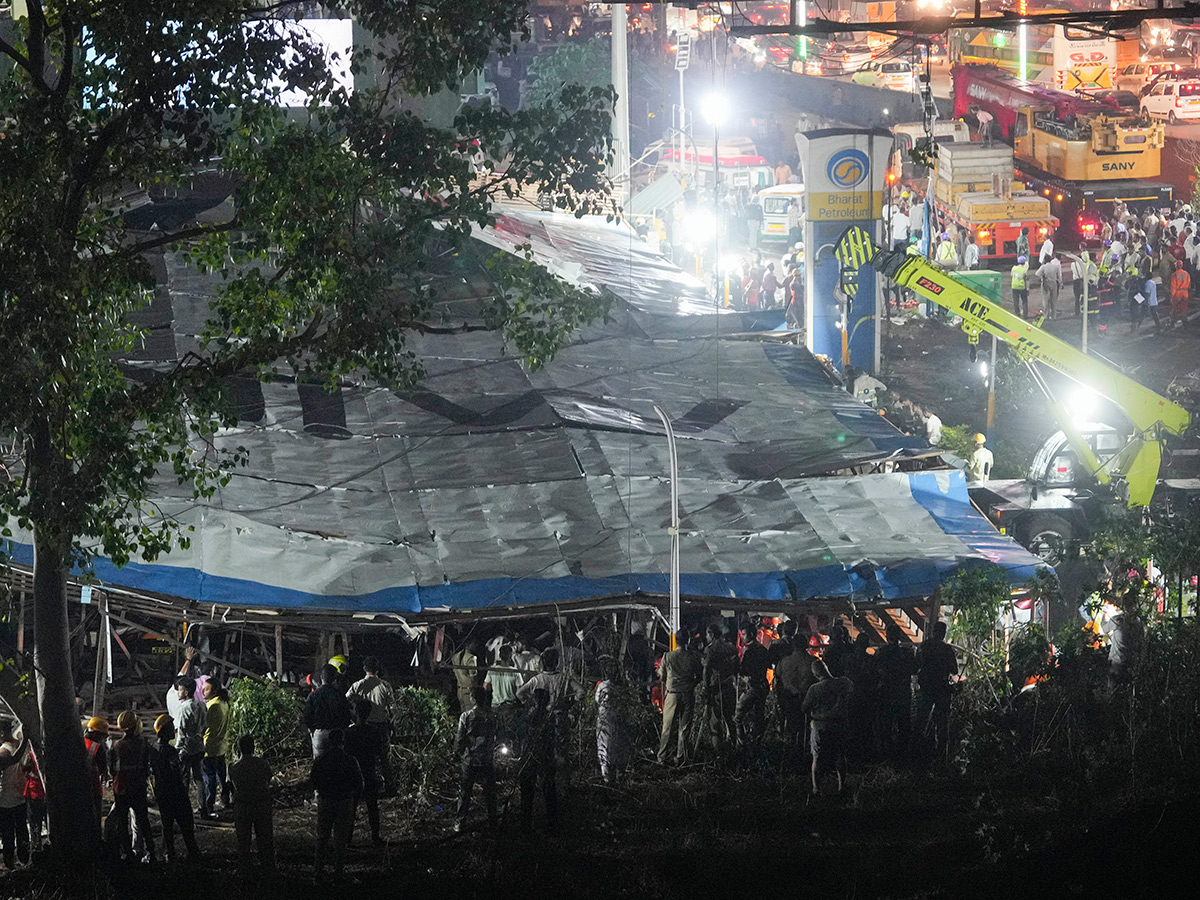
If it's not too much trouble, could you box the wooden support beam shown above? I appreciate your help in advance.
[102,607,263,682]
[91,593,108,718]
[275,625,284,680]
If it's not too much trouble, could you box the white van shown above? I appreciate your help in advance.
[758,184,806,242]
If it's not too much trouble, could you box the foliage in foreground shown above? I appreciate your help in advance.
[227,677,307,764]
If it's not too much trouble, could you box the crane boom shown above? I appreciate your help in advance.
[836,226,1191,506]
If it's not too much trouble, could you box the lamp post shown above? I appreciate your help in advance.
[1062,250,1092,355]
[652,405,681,649]
[702,91,729,307]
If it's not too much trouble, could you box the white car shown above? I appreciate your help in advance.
[852,60,916,92]
[1140,79,1200,123]
[1115,61,1179,94]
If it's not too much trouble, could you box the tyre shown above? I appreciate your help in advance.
[1017,513,1073,564]
[1170,110,1178,125]
[1141,106,1150,118]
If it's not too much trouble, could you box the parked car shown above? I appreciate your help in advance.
[1091,89,1140,113]
[852,60,916,92]
[1140,79,1200,123]
[1115,61,1179,94]
[1139,66,1200,97]
[817,39,875,76]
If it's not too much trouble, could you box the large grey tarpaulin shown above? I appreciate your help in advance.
[3,209,1044,615]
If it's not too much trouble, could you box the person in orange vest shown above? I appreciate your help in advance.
[1169,259,1191,329]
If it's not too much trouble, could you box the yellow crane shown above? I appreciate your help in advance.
[835,226,1190,507]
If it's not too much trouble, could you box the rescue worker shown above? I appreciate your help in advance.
[149,715,201,862]
[702,625,738,754]
[1010,255,1029,318]
[734,622,771,763]
[453,686,497,833]
[451,639,483,714]
[1170,259,1191,328]
[84,717,110,823]
[935,231,958,269]
[1036,253,1063,319]
[1016,226,1030,261]
[516,687,558,834]
[110,711,156,863]
[657,630,701,766]
[968,433,994,483]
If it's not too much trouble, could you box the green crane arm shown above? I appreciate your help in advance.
[836,226,1191,506]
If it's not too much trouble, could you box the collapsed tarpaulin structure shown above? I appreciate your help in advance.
[2,210,1045,621]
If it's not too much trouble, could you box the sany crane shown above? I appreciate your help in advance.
[835,226,1191,508]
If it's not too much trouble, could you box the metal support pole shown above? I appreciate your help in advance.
[652,404,681,650]
[1082,258,1090,356]
[713,122,720,306]
[611,2,631,205]
[987,333,998,430]
[275,624,284,680]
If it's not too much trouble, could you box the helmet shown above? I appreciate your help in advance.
[941,231,949,240]
[1104,239,1112,247]
[328,654,348,675]
[1017,255,1026,264]
[973,433,987,444]
[793,242,803,250]
[1185,204,1193,214]
[1111,252,1120,261]
[117,711,141,734]
[154,714,173,734]
[86,717,109,735]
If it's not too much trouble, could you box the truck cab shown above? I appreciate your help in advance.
[968,424,1124,561]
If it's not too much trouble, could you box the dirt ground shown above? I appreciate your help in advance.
[0,749,1192,900]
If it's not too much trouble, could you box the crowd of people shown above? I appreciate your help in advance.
[0,616,966,879]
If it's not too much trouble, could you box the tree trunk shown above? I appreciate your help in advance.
[32,526,100,860]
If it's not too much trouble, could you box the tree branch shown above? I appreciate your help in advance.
[25,0,49,94]
[117,216,243,258]
[0,36,41,86]
[53,12,76,99]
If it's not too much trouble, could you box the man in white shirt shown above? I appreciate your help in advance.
[347,656,396,793]
[891,205,910,250]
[1039,231,1055,264]
[922,408,942,446]
[484,645,521,707]
[963,234,980,270]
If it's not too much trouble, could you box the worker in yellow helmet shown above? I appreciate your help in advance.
[111,711,156,863]
[968,433,994,483]
[149,714,201,862]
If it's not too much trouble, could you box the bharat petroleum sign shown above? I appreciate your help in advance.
[826,149,870,189]
[797,132,889,222]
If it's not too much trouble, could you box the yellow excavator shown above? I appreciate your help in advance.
[836,225,1192,555]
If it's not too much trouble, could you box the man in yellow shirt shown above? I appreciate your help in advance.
[201,680,231,819]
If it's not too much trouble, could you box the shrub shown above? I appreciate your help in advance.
[390,686,455,799]
[227,677,306,763]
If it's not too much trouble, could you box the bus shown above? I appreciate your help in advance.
[950,17,1116,92]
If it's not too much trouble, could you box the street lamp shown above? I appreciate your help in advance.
[702,91,729,307]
